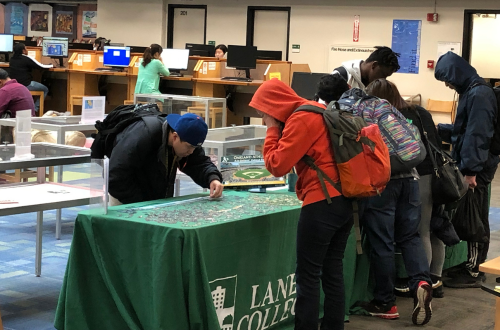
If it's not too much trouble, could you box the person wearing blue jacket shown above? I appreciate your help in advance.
[434,51,499,288]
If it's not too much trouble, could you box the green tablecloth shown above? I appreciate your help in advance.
[54,190,466,330]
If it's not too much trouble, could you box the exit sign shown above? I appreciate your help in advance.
[208,41,216,46]
[292,44,300,53]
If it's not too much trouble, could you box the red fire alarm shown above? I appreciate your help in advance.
[427,13,439,22]
[427,60,435,69]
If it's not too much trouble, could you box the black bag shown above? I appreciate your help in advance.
[415,111,468,205]
[90,103,164,159]
[430,204,460,247]
[452,190,488,243]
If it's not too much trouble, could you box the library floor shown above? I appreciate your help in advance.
[1,169,500,330]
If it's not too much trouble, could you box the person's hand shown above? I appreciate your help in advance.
[465,175,477,189]
[263,114,281,128]
[209,180,224,198]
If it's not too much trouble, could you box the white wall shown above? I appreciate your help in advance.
[98,0,165,46]
[98,0,500,106]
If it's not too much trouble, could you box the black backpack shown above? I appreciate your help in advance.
[470,83,500,155]
[490,86,500,155]
[90,103,165,159]
[334,66,349,82]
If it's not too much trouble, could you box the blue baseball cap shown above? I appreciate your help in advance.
[166,113,208,146]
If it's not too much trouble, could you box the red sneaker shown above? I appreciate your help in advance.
[412,281,432,325]
[360,300,400,320]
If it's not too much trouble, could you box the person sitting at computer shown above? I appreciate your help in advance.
[215,44,227,59]
[9,43,53,114]
[0,68,35,118]
[134,44,170,95]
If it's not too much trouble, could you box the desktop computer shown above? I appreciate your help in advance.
[42,37,68,68]
[221,45,258,82]
[185,43,215,57]
[0,34,13,62]
[129,46,148,54]
[291,72,329,100]
[97,46,131,72]
[161,48,189,77]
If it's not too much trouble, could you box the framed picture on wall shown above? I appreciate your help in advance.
[52,6,76,39]
[5,3,28,35]
[30,10,49,32]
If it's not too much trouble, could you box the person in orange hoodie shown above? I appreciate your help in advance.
[249,79,353,330]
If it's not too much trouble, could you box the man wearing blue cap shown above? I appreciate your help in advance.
[108,112,223,205]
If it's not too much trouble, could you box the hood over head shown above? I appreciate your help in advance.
[249,79,322,123]
[435,51,483,94]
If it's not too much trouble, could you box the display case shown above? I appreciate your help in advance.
[134,94,227,129]
[203,125,267,168]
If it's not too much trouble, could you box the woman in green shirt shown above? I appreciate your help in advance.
[134,44,170,94]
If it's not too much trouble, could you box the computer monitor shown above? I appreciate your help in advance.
[256,50,282,61]
[185,43,215,57]
[0,34,14,52]
[68,43,93,50]
[103,46,131,68]
[224,45,258,81]
[161,48,189,77]
[129,46,148,54]
[42,37,68,68]
[291,72,329,100]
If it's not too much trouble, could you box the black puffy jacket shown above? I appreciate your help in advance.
[435,51,499,175]
[108,116,222,204]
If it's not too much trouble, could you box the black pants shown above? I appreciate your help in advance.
[466,165,497,272]
[295,196,353,330]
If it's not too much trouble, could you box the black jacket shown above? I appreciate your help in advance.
[108,116,222,204]
[400,106,441,176]
[9,54,47,86]
[435,51,499,175]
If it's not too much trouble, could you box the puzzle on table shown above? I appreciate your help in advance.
[115,194,302,227]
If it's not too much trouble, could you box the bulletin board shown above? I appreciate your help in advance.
[391,20,421,74]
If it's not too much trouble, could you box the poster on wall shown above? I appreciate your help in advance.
[391,19,421,74]
[82,11,97,38]
[55,11,73,35]
[10,5,24,35]
[30,11,49,32]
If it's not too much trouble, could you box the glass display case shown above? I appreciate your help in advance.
[203,125,267,168]
[134,94,227,129]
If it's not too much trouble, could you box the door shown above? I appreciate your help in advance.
[167,5,207,49]
[246,7,290,60]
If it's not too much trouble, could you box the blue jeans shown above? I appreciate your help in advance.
[27,81,49,112]
[295,196,353,330]
[362,177,430,304]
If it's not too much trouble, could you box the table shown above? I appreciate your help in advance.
[0,143,92,276]
[0,117,96,238]
[54,190,467,330]
[480,257,500,330]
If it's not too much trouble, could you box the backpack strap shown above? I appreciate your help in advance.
[352,200,363,254]
[301,155,342,202]
[334,66,349,82]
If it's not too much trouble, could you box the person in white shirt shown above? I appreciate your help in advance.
[332,46,400,90]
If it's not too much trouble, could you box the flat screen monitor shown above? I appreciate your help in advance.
[256,50,282,61]
[103,46,131,67]
[0,34,14,52]
[161,48,190,70]
[42,37,68,57]
[227,45,257,69]
[68,43,93,50]
[185,43,215,57]
[129,46,148,54]
[291,72,329,100]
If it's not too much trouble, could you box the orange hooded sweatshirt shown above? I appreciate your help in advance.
[249,79,341,206]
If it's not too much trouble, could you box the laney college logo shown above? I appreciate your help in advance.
[210,276,238,330]
[210,274,297,330]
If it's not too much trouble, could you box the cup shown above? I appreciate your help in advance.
[288,173,298,192]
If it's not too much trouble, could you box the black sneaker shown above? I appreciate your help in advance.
[394,277,412,297]
[443,273,482,288]
[358,300,400,320]
[412,281,432,325]
[431,274,444,298]
[446,267,486,281]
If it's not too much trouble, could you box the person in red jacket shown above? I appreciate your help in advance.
[249,79,353,330]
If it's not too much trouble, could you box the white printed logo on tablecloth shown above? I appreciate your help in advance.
[210,276,237,330]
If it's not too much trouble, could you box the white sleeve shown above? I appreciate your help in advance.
[25,55,53,69]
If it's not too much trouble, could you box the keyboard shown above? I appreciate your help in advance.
[220,77,252,82]
[168,72,184,77]
[94,67,123,72]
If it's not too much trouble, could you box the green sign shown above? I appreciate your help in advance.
[208,41,216,46]
[291,45,300,50]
